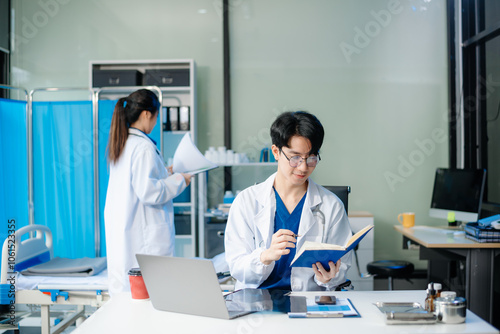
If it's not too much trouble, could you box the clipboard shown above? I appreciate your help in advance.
[288,296,360,318]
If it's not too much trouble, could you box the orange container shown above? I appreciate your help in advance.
[128,268,149,299]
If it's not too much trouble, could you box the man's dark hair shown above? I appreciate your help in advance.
[270,111,324,155]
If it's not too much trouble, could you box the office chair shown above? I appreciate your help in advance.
[323,186,350,213]
[323,186,355,291]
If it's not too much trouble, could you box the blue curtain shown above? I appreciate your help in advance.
[0,98,29,242]
[2,97,162,259]
[32,101,94,258]
[97,100,115,258]
[97,100,161,257]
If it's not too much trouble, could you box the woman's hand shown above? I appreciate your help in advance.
[168,164,191,186]
[181,173,192,187]
[260,229,297,265]
[312,259,341,284]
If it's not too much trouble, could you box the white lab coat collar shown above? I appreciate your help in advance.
[253,172,322,206]
[128,128,161,156]
[252,172,323,249]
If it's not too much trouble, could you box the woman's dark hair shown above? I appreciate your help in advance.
[270,111,324,155]
[107,89,160,163]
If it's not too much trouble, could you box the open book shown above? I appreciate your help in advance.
[172,133,218,175]
[290,225,374,269]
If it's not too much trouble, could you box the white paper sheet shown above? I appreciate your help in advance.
[173,133,218,174]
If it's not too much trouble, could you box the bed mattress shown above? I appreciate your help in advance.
[14,269,108,291]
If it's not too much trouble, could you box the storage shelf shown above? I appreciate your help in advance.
[91,59,197,258]
[175,235,194,240]
[173,202,192,207]
[204,213,229,219]
[161,87,191,93]
[217,162,278,167]
[164,130,190,135]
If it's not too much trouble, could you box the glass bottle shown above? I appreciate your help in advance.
[434,283,442,298]
[425,283,436,312]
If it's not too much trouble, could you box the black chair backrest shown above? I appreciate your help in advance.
[323,186,351,213]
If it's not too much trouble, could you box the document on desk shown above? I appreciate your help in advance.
[288,296,359,318]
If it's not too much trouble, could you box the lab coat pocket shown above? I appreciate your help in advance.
[142,213,175,256]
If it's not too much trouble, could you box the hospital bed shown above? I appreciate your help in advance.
[0,224,109,334]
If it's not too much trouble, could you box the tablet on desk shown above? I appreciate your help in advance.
[289,296,358,318]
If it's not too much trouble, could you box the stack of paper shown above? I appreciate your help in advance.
[173,133,218,175]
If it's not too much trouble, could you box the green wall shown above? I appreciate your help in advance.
[11,0,450,269]
[228,0,449,268]
[11,0,224,149]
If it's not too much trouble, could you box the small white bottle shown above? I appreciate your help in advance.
[218,146,227,164]
[226,150,235,164]
[434,283,442,298]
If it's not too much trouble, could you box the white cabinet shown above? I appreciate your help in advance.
[346,211,374,290]
[90,59,197,258]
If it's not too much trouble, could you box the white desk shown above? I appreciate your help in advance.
[394,225,500,325]
[72,290,499,334]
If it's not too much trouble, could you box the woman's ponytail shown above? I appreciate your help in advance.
[107,97,128,164]
[107,89,160,164]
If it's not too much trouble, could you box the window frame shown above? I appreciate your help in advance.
[448,0,500,215]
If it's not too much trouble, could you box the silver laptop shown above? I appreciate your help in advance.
[136,254,271,319]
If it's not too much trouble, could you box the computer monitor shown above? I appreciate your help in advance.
[429,168,487,222]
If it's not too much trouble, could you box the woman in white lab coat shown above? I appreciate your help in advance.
[225,111,352,291]
[104,89,191,295]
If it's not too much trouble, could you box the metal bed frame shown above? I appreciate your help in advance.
[1,85,162,333]
[1,224,109,334]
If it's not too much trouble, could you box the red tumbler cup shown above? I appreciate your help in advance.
[128,268,149,300]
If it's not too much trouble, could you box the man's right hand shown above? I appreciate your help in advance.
[260,229,297,265]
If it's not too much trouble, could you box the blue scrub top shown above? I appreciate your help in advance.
[259,188,306,290]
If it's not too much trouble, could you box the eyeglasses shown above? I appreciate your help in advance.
[280,149,320,168]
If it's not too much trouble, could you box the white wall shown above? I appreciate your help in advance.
[10,0,450,269]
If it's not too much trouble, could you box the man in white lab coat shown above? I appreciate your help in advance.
[225,111,352,291]
[104,89,191,295]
